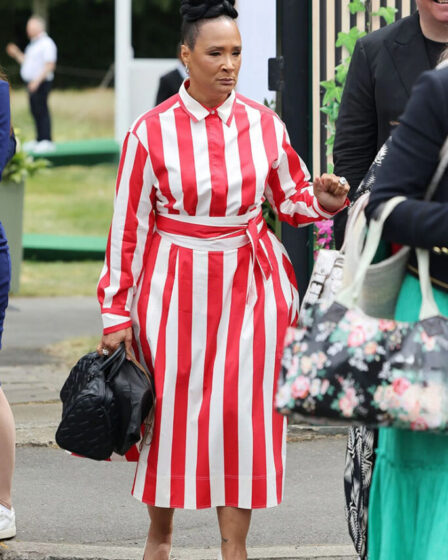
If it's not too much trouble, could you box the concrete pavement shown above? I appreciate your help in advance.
[0,297,356,560]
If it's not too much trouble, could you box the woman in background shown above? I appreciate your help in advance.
[0,68,17,541]
[365,49,448,560]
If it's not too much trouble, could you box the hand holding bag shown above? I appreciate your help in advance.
[277,196,448,433]
[56,344,155,460]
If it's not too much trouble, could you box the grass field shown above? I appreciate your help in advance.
[24,164,115,236]
[10,87,115,142]
[9,88,117,297]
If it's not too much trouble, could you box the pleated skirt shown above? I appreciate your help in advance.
[129,228,298,509]
[368,273,448,560]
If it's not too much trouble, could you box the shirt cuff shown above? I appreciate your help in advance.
[102,312,132,334]
[313,197,349,219]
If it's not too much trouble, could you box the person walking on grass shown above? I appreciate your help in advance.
[0,68,17,541]
[95,1,349,559]
[6,15,57,154]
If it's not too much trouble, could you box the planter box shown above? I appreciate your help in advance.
[0,180,25,293]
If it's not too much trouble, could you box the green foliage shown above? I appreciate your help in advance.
[320,2,397,160]
[2,135,49,184]
[372,7,398,26]
[349,0,367,14]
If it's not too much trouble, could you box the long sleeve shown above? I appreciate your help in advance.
[365,69,448,249]
[265,120,345,227]
[0,81,11,181]
[333,39,379,197]
[98,129,156,334]
[333,39,379,248]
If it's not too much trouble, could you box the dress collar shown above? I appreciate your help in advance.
[178,80,236,126]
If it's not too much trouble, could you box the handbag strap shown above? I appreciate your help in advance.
[338,199,440,319]
[337,196,406,308]
[337,135,448,316]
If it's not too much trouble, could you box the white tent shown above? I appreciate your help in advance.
[114,0,276,143]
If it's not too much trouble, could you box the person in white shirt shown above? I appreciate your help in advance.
[6,15,57,153]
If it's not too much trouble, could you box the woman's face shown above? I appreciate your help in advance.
[417,0,448,24]
[182,17,242,106]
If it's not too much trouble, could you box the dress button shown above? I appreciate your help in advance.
[433,246,442,254]
[442,247,448,255]
[210,110,216,115]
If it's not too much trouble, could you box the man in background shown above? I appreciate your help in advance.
[333,0,448,248]
[6,15,57,153]
[155,43,187,105]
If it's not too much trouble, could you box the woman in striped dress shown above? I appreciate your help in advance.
[97,1,349,558]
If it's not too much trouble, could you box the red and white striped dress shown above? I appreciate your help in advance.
[98,81,338,510]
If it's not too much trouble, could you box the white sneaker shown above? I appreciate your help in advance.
[0,506,16,540]
[34,140,56,153]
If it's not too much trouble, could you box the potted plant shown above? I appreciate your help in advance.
[0,135,48,292]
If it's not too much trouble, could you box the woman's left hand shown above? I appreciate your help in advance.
[313,173,350,213]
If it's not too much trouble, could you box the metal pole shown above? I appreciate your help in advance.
[115,0,133,143]
[278,0,313,300]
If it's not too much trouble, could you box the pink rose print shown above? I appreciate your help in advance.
[364,341,378,355]
[321,379,330,395]
[392,378,411,396]
[421,331,436,351]
[411,418,428,431]
[339,387,359,417]
[284,327,296,347]
[348,326,366,347]
[379,319,396,332]
[291,376,310,400]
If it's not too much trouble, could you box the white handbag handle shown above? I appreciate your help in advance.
[337,197,439,319]
[337,136,448,319]
[337,196,406,308]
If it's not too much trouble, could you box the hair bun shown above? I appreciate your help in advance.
[180,0,238,22]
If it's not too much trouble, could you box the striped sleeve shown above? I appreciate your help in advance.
[265,120,342,227]
[98,127,156,334]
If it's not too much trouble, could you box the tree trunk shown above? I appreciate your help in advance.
[32,0,49,27]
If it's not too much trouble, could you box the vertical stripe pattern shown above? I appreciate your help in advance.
[99,82,339,509]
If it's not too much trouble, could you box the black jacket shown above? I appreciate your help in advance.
[365,67,448,290]
[155,68,184,106]
[333,12,433,247]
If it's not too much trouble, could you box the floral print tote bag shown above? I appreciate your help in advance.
[276,196,448,434]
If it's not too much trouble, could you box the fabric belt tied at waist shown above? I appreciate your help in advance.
[155,211,273,302]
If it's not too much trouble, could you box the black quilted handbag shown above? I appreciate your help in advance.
[56,344,155,460]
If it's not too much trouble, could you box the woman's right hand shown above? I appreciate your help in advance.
[97,327,133,359]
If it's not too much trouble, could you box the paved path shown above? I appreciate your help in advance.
[0,297,356,560]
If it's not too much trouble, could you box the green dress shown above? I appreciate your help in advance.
[368,274,448,560]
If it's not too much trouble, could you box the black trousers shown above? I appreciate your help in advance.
[29,80,52,142]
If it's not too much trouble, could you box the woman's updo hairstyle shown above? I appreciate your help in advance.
[180,0,238,49]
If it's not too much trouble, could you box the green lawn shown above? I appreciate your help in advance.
[10,88,115,142]
[20,260,104,297]
[8,88,117,297]
[24,164,115,236]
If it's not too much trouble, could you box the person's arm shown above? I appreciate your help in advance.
[265,118,348,227]
[0,81,11,180]
[6,43,25,65]
[332,39,379,248]
[333,39,379,196]
[97,127,156,341]
[365,70,448,249]
[28,62,56,93]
